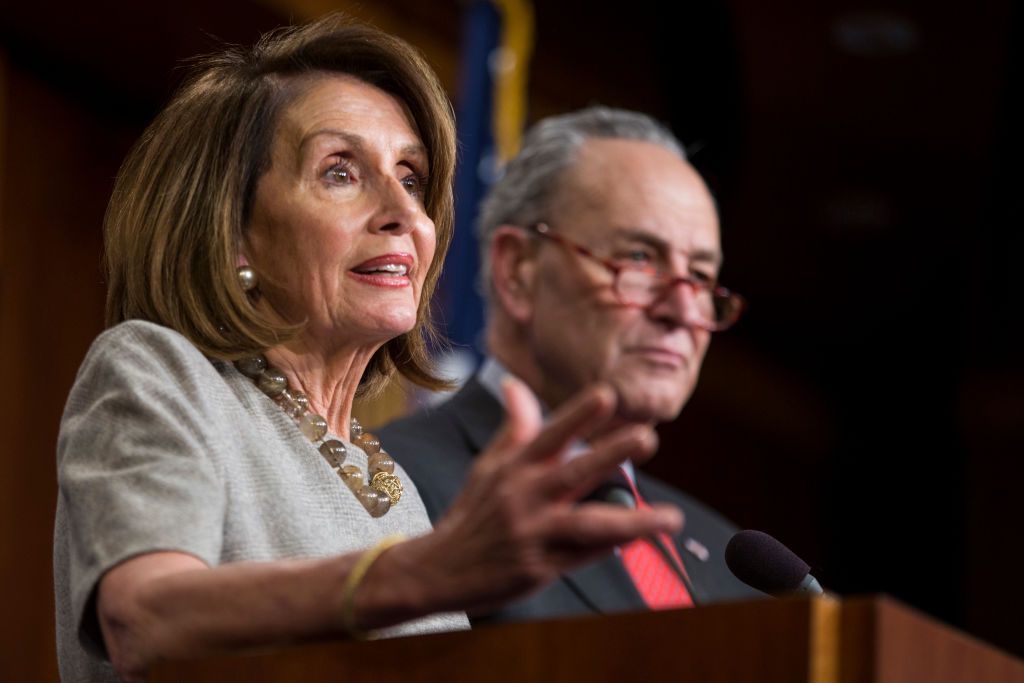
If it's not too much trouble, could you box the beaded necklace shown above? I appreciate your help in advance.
[234,354,403,517]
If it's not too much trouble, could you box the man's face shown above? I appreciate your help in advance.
[526,138,721,424]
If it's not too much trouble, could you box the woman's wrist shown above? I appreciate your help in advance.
[346,529,467,630]
[339,535,406,639]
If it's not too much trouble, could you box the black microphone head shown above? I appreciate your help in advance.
[725,530,812,596]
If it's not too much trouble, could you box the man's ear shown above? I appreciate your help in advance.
[490,225,539,324]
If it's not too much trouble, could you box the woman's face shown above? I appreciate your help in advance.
[246,74,435,353]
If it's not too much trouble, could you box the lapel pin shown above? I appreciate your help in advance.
[684,537,710,562]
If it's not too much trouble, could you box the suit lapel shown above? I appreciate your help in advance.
[445,378,505,455]
[561,554,647,613]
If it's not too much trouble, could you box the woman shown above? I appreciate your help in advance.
[54,15,681,682]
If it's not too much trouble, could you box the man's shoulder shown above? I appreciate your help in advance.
[378,401,466,470]
[379,378,499,449]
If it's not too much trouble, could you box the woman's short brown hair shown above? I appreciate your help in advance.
[104,13,456,393]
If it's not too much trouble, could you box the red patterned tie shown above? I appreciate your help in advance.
[619,471,694,609]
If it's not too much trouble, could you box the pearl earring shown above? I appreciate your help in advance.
[237,266,258,292]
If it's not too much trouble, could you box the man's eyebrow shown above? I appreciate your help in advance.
[689,248,722,266]
[612,227,722,266]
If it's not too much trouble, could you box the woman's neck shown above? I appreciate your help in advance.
[263,338,380,440]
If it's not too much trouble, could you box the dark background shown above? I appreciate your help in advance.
[1,1,1020,679]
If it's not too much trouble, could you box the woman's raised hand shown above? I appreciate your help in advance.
[376,377,684,617]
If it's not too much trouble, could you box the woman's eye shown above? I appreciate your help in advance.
[324,162,354,185]
[401,173,428,199]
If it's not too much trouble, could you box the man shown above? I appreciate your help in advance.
[381,107,760,623]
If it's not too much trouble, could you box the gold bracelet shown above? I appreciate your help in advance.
[341,534,406,640]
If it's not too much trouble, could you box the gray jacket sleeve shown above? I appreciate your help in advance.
[55,321,227,656]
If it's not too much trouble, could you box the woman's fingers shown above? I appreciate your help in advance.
[540,423,658,502]
[517,383,618,462]
[487,380,617,466]
[482,380,665,508]
[521,384,616,462]
[486,376,544,453]
[544,503,684,559]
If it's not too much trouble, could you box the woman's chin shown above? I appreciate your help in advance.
[345,311,418,344]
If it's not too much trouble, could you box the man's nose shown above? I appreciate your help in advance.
[646,278,705,329]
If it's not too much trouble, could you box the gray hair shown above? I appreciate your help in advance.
[476,106,687,301]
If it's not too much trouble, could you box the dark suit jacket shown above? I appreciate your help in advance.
[380,377,763,624]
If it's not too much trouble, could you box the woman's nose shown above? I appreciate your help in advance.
[368,176,426,235]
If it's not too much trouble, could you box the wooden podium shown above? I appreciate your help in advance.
[152,595,1024,682]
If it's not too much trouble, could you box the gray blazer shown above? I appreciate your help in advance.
[380,377,763,624]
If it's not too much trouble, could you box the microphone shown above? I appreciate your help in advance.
[584,469,636,509]
[725,529,824,597]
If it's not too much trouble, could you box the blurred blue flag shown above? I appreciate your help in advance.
[429,0,533,395]
[437,0,501,360]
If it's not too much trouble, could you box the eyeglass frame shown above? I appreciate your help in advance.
[523,222,746,332]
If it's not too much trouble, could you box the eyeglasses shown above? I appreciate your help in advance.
[526,222,745,331]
